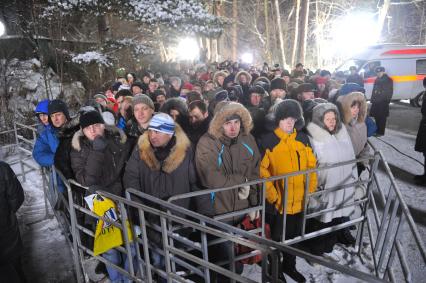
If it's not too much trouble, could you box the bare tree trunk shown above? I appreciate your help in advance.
[274,0,287,68]
[97,15,107,43]
[291,0,300,67]
[264,0,271,63]
[297,0,309,64]
[232,0,238,61]
[315,0,320,67]
[377,0,390,36]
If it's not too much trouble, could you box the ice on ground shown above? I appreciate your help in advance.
[12,163,76,283]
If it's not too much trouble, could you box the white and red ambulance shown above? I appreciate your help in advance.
[336,44,426,106]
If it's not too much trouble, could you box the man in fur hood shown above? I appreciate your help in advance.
[196,101,260,220]
[195,101,260,280]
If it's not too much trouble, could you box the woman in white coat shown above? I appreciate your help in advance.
[306,103,358,256]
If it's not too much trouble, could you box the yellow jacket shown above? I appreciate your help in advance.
[259,128,317,214]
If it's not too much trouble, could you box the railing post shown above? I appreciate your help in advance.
[281,177,289,242]
[301,172,311,236]
[160,216,172,283]
[118,202,136,279]
[66,176,84,283]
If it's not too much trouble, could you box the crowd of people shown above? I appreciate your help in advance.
[28,60,385,283]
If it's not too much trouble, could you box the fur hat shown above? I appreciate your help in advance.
[48,99,70,120]
[79,110,104,129]
[273,99,305,130]
[160,97,188,116]
[132,94,154,110]
[248,85,266,97]
[270,78,287,91]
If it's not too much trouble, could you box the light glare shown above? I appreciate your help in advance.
[241,52,253,64]
[0,21,5,37]
[177,38,199,61]
[332,13,380,57]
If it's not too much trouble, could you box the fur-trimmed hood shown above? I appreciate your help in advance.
[337,92,367,124]
[71,125,127,152]
[307,120,349,143]
[234,70,252,85]
[160,97,188,116]
[311,102,342,134]
[208,102,253,139]
[213,70,229,86]
[137,123,190,174]
[57,115,80,138]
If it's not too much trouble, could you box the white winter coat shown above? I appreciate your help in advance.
[307,103,358,223]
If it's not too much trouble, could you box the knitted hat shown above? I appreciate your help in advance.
[132,94,154,110]
[48,99,70,120]
[94,93,108,102]
[148,113,175,135]
[339,83,365,96]
[182,82,193,90]
[274,99,305,130]
[270,78,287,91]
[35,99,50,115]
[80,110,104,129]
[375,66,385,73]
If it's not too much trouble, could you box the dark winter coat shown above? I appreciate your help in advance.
[70,126,131,196]
[346,74,364,87]
[123,123,209,211]
[415,91,426,152]
[195,102,260,222]
[187,115,211,147]
[0,162,24,264]
[370,74,393,117]
[125,119,148,151]
[54,118,80,179]
[247,106,267,140]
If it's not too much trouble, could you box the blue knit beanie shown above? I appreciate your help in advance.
[148,113,175,135]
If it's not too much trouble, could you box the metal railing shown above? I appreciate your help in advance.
[60,172,386,283]
[3,121,423,282]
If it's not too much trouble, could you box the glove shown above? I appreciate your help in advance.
[248,210,260,221]
[92,136,107,151]
[238,185,250,200]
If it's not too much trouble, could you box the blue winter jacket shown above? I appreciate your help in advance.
[32,125,59,167]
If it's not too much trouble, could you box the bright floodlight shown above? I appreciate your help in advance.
[0,21,5,37]
[332,13,380,57]
[177,38,199,61]
[241,52,253,64]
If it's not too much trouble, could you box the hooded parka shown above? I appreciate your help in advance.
[337,92,370,158]
[195,102,260,221]
[306,103,357,223]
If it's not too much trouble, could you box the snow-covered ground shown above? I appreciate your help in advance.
[5,127,426,283]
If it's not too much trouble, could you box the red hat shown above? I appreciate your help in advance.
[315,76,328,85]
[182,82,193,90]
[107,97,119,113]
